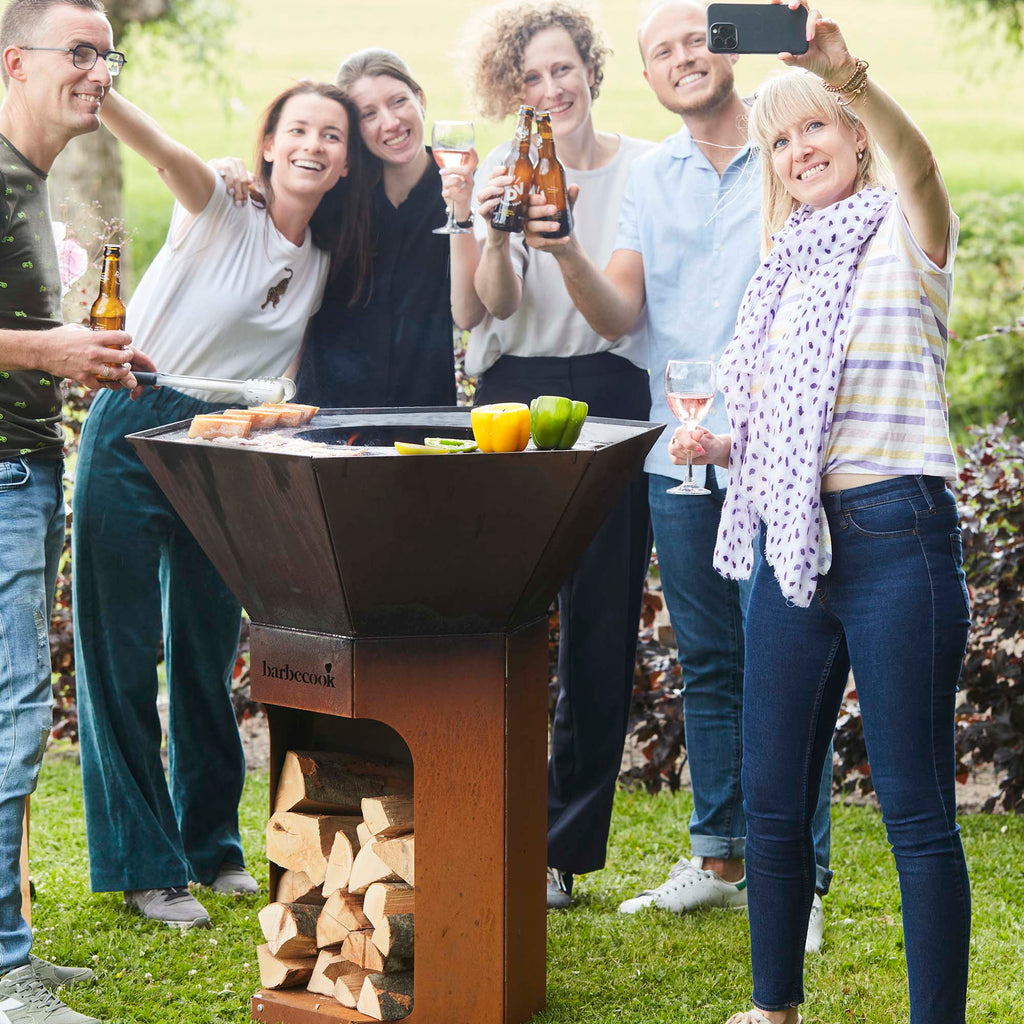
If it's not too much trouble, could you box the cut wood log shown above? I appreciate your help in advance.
[306,948,364,996]
[340,929,411,974]
[363,882,414,930]
[347,842,401,895]
[276,869,325,905]
[321,821,362,897]
[266,812,359,885]
[256,943,317,990]
[357,822,374,849]
[373,836,415,886]
[258,902,320,958]
[357,971,414,1021]
[371,914,414,959]
[274,751,412,814]
[334,968,374,1008]
[360,795,414,839]
[317,890,370,950]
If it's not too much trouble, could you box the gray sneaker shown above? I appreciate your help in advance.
[0,963,100,1023]
[546,867,573,910]
[124,886,211,929]
[209,863,258,894]
[27,956,95,990]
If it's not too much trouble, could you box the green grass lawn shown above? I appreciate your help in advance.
[30,752,1024,1023]
[116,0,1024,280]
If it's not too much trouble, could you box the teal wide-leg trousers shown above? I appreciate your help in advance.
[72,387,246,892]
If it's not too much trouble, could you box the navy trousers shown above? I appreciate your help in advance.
[475,352,652,874]
[73,387,247,892]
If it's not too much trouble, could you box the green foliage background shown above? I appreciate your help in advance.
[113,0,1024,431]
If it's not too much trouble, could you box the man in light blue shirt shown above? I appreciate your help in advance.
[525,0,832,951]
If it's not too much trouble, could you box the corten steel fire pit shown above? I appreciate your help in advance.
[129,408,660,1024]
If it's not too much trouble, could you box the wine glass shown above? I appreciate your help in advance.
[431,120,475,235]
[664,359,716,495]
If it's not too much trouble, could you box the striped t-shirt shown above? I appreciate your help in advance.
[760,202,959,481]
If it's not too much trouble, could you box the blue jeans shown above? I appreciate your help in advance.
[0,456,64,974]
[73,388,246,892]
[650,470,832,893]
[743,476,971,1019]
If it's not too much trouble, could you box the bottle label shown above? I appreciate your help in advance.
[515,124,530,141]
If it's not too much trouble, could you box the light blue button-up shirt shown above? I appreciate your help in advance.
[615,126,762,482]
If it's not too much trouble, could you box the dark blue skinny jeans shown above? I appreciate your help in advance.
[743,475,971,1021]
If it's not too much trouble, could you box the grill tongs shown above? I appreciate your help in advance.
[132,372,297,406]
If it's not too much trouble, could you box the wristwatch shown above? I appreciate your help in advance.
[455,213,474,229]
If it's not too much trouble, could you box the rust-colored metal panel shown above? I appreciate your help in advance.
[504,622,549,1023]
[128,435,353,634]
[252,989,373,1023]
[250,625,354,717]
[352,634,518,1024]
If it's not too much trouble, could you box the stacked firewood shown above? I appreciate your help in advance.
[257,751,415,1021]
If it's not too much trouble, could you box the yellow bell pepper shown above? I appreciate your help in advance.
[470,402,532,453]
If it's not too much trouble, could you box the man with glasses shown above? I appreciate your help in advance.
[0,0,153,1020]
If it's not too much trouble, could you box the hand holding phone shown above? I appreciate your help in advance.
[707,3,808,54]
[766,1,861,87]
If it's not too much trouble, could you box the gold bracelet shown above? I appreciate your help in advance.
[822,58,869,107]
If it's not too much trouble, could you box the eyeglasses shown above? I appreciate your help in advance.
[18,43,127,76]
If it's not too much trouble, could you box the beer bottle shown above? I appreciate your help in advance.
[533,111,572,239]
[90,244,126,331]
[490,105,535,233]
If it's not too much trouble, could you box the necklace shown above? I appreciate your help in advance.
[690,137,746,149]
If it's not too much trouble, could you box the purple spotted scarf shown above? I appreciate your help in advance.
[714,187,893,606]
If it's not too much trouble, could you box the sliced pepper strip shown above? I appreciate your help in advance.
[470,402,532,453]
[424,437,478,453]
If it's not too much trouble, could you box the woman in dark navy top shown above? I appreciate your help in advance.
[296,49,484,408]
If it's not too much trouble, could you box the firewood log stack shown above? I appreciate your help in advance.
[257,751,416,1020]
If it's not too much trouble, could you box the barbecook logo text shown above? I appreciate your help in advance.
[262,660,336,688]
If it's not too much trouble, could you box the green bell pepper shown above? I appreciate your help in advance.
[529,395,589,450]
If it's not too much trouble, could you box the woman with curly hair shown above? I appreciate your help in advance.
[464,0,655,909]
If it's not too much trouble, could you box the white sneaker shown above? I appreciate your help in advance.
[124,886,211,929]
[805,893,824,954]
[618,856,747,914]
[0,963,100,1023]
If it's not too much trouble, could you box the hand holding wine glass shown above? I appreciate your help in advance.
[664,359,716,495]
[432,120,476,235]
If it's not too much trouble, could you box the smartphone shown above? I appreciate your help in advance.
[707,3,809,55]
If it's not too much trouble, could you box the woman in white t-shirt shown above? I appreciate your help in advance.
[462,0,654,910]
[71,82,369,929]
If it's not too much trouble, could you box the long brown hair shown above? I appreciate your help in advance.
[253,81,373,306]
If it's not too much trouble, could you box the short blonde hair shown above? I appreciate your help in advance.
[463,0,610,121]
[748,69,889,253]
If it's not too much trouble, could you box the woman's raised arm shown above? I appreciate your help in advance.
[101,89,216,216]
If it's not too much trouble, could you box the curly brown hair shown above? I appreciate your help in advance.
[464,0,611,120]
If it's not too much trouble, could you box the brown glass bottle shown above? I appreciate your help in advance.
[90,244,126,331]
[533,112,572,239]
[490,105,535,233]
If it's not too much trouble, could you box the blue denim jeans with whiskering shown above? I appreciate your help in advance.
[650,469,833,893]
[0,456,64,975]
[743,475,971,1020]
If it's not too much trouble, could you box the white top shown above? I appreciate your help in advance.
[467,133,655,377]
[127,176,330,401]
